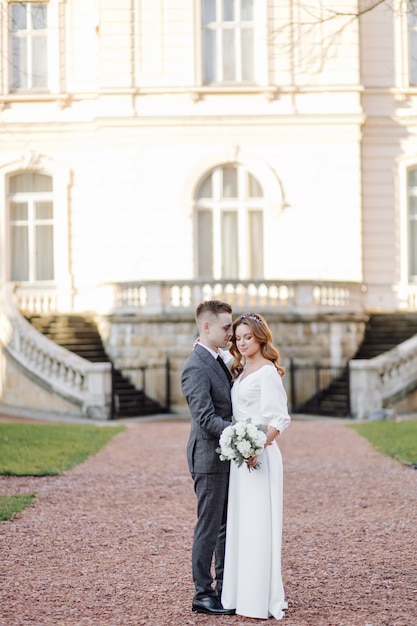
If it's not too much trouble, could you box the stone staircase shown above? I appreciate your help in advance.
[25,314,168,418]
[353,313,417,358]
[297,313,417,416]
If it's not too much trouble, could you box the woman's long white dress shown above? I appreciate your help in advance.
[221,364,291,620]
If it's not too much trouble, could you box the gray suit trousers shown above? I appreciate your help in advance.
[191,471,230,599]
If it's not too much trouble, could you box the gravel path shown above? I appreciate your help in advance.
[0,416,416,626]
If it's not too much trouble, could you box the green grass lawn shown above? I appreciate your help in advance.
[0,422,125,476]
[348,419,417,466]
[0,422,125,522]
[0,493,36,522]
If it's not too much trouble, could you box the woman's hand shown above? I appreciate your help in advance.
[245,455,258,468]
[264,426,279,447]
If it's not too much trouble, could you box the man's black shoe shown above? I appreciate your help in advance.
[192,596,235,615]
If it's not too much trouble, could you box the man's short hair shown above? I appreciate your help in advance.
[195,300,232,323]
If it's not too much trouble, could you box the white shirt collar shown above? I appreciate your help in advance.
[198,343,219,359]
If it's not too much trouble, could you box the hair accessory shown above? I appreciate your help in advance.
[240,314,263,324]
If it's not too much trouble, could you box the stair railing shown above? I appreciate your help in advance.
[0,283,112,419]
[288,360,350,416]
[349,335,417,419]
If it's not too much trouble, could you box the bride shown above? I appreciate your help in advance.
[221,313,291,620]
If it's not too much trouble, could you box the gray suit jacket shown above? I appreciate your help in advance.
[181,344,233,474]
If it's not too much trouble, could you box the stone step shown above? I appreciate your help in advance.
[25,313,167,418]
[298,313,417,416]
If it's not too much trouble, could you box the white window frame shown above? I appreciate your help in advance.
[194,163,265,280]
[408,0,417,86]
[407,166,417,279]
[9,1,48,92]
[0,155,71,287]
[8,173,54,281]
[1,0,62,96]
[195,0,268,87]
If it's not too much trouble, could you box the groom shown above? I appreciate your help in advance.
[181,300,235,616]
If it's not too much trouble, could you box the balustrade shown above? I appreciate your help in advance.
[349,335,417,419]
[102,279,364,315]
[9,279,417,317]
[5,280,417,419]
[0,283,111,419]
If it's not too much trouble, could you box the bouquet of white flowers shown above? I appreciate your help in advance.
[216,418,268,472]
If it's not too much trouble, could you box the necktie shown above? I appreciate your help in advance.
[217,356,232,385]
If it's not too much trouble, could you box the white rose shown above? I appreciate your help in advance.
[246,423,259,439]
[236,440,252,457]
[219,426,233,447]
[233,422,246,439]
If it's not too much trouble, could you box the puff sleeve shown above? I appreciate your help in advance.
[260,366,291,433]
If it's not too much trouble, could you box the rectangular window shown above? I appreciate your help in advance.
[202,0,254,84]
[409,215,417,276]
[409,2,417,85]
[222,210,238,277]
[408,168,417,277]
[197,210,214,277]
[10,2,48,91]
[248,210,264,278]
[10,202,29,281]
[408,190,417,278]
[241,27,254,80]
[35,201,54,280]
[223,166,237,197]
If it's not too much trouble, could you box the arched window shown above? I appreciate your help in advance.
[195,164,264,279]
[408,167,417,278]
[8,171,54,281]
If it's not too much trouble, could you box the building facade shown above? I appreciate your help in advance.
[1,1,417,418]
[2,0,416,305]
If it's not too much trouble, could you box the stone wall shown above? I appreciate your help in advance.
[97,312,368,413]
[0,352,82,419]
